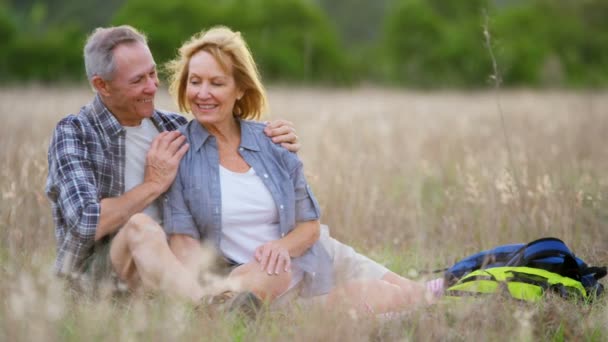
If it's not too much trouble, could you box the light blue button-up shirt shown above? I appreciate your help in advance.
[163,119,333,297]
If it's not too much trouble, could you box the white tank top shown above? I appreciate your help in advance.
[219,165,303,288]
[124,118,162,224]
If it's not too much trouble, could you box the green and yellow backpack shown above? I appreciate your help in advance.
[443,237,606,302]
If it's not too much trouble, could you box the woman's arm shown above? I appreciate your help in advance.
[279,220,320,257]
[252,124,321,275]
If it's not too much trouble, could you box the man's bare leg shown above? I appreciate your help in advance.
[110,213,204,302]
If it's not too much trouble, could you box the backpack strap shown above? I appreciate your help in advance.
[584,266,607,280]
[505,237,581,280]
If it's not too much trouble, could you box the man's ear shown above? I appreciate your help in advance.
[91,76,111,96]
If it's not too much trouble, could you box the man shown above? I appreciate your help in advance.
[46,25,299,302]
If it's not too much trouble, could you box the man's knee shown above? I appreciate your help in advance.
[123,213,166,245]
[126,213,158,230]
[124,213,164,233]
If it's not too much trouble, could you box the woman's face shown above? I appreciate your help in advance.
[186,50,243,126]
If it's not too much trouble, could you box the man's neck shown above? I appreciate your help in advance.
[119,117,145,127]
[98,95,145,127]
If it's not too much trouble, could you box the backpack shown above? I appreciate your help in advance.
[443,237,606,302]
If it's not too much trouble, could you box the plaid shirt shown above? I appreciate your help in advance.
[46,94,187,275]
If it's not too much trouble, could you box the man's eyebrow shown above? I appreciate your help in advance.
[129,65,157,82]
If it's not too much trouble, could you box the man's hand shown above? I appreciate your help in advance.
[255,240,291,275]
[96,131,188,241]
[144,131,189,194]
[264,119,301,153]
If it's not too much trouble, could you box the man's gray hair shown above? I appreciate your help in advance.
[84,25,148,81]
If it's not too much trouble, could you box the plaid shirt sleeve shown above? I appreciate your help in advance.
[46,116,101,274]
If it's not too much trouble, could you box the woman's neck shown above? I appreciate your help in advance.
[208,117,249,173]
[203,117,240,144]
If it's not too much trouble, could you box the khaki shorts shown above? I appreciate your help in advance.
[80,239,113,282]
[319,225,389,286]
[68,238,126,295]
[273,225,390,308]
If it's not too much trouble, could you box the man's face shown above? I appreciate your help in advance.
[101,41,158,126]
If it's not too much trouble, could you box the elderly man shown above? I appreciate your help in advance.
[45,26,300,302]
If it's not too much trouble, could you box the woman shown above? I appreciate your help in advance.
[163,26,441,312]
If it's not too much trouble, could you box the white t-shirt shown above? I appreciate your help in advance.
[219,165,303,288]
[124,118,162,224]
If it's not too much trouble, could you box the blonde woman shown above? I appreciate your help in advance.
[163,26,441,312]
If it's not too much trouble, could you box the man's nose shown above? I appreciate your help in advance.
[144,75,158,93]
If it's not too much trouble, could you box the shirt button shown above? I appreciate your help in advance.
[281,233,285,237]
[280,205,284,210]
[311,272,316,277]
[264,174,269,178]
[239,147,244,151]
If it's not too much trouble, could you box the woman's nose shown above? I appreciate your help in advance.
[197,83,210,98]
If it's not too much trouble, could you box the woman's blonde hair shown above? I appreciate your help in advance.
[165,26,267,120]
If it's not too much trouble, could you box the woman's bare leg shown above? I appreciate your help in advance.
[325,271,441,314]
[326,278,432,314]
[382,272,430,298]
[228,261,291,301]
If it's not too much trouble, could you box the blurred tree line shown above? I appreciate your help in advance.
[0,0,606,87]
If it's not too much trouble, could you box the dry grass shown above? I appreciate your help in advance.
[1,85,607,341]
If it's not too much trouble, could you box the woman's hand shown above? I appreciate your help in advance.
[255,240,291,275]
[253,221,320,275]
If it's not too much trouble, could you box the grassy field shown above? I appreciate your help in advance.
[1,86,607,340]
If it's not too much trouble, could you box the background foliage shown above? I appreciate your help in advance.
[0,0,607,87]
[112,0,352,84]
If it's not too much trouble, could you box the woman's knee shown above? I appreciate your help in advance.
[230,261,291,300]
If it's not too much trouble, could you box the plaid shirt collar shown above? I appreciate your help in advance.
[89,94,124,138]
[86,94,178,136]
